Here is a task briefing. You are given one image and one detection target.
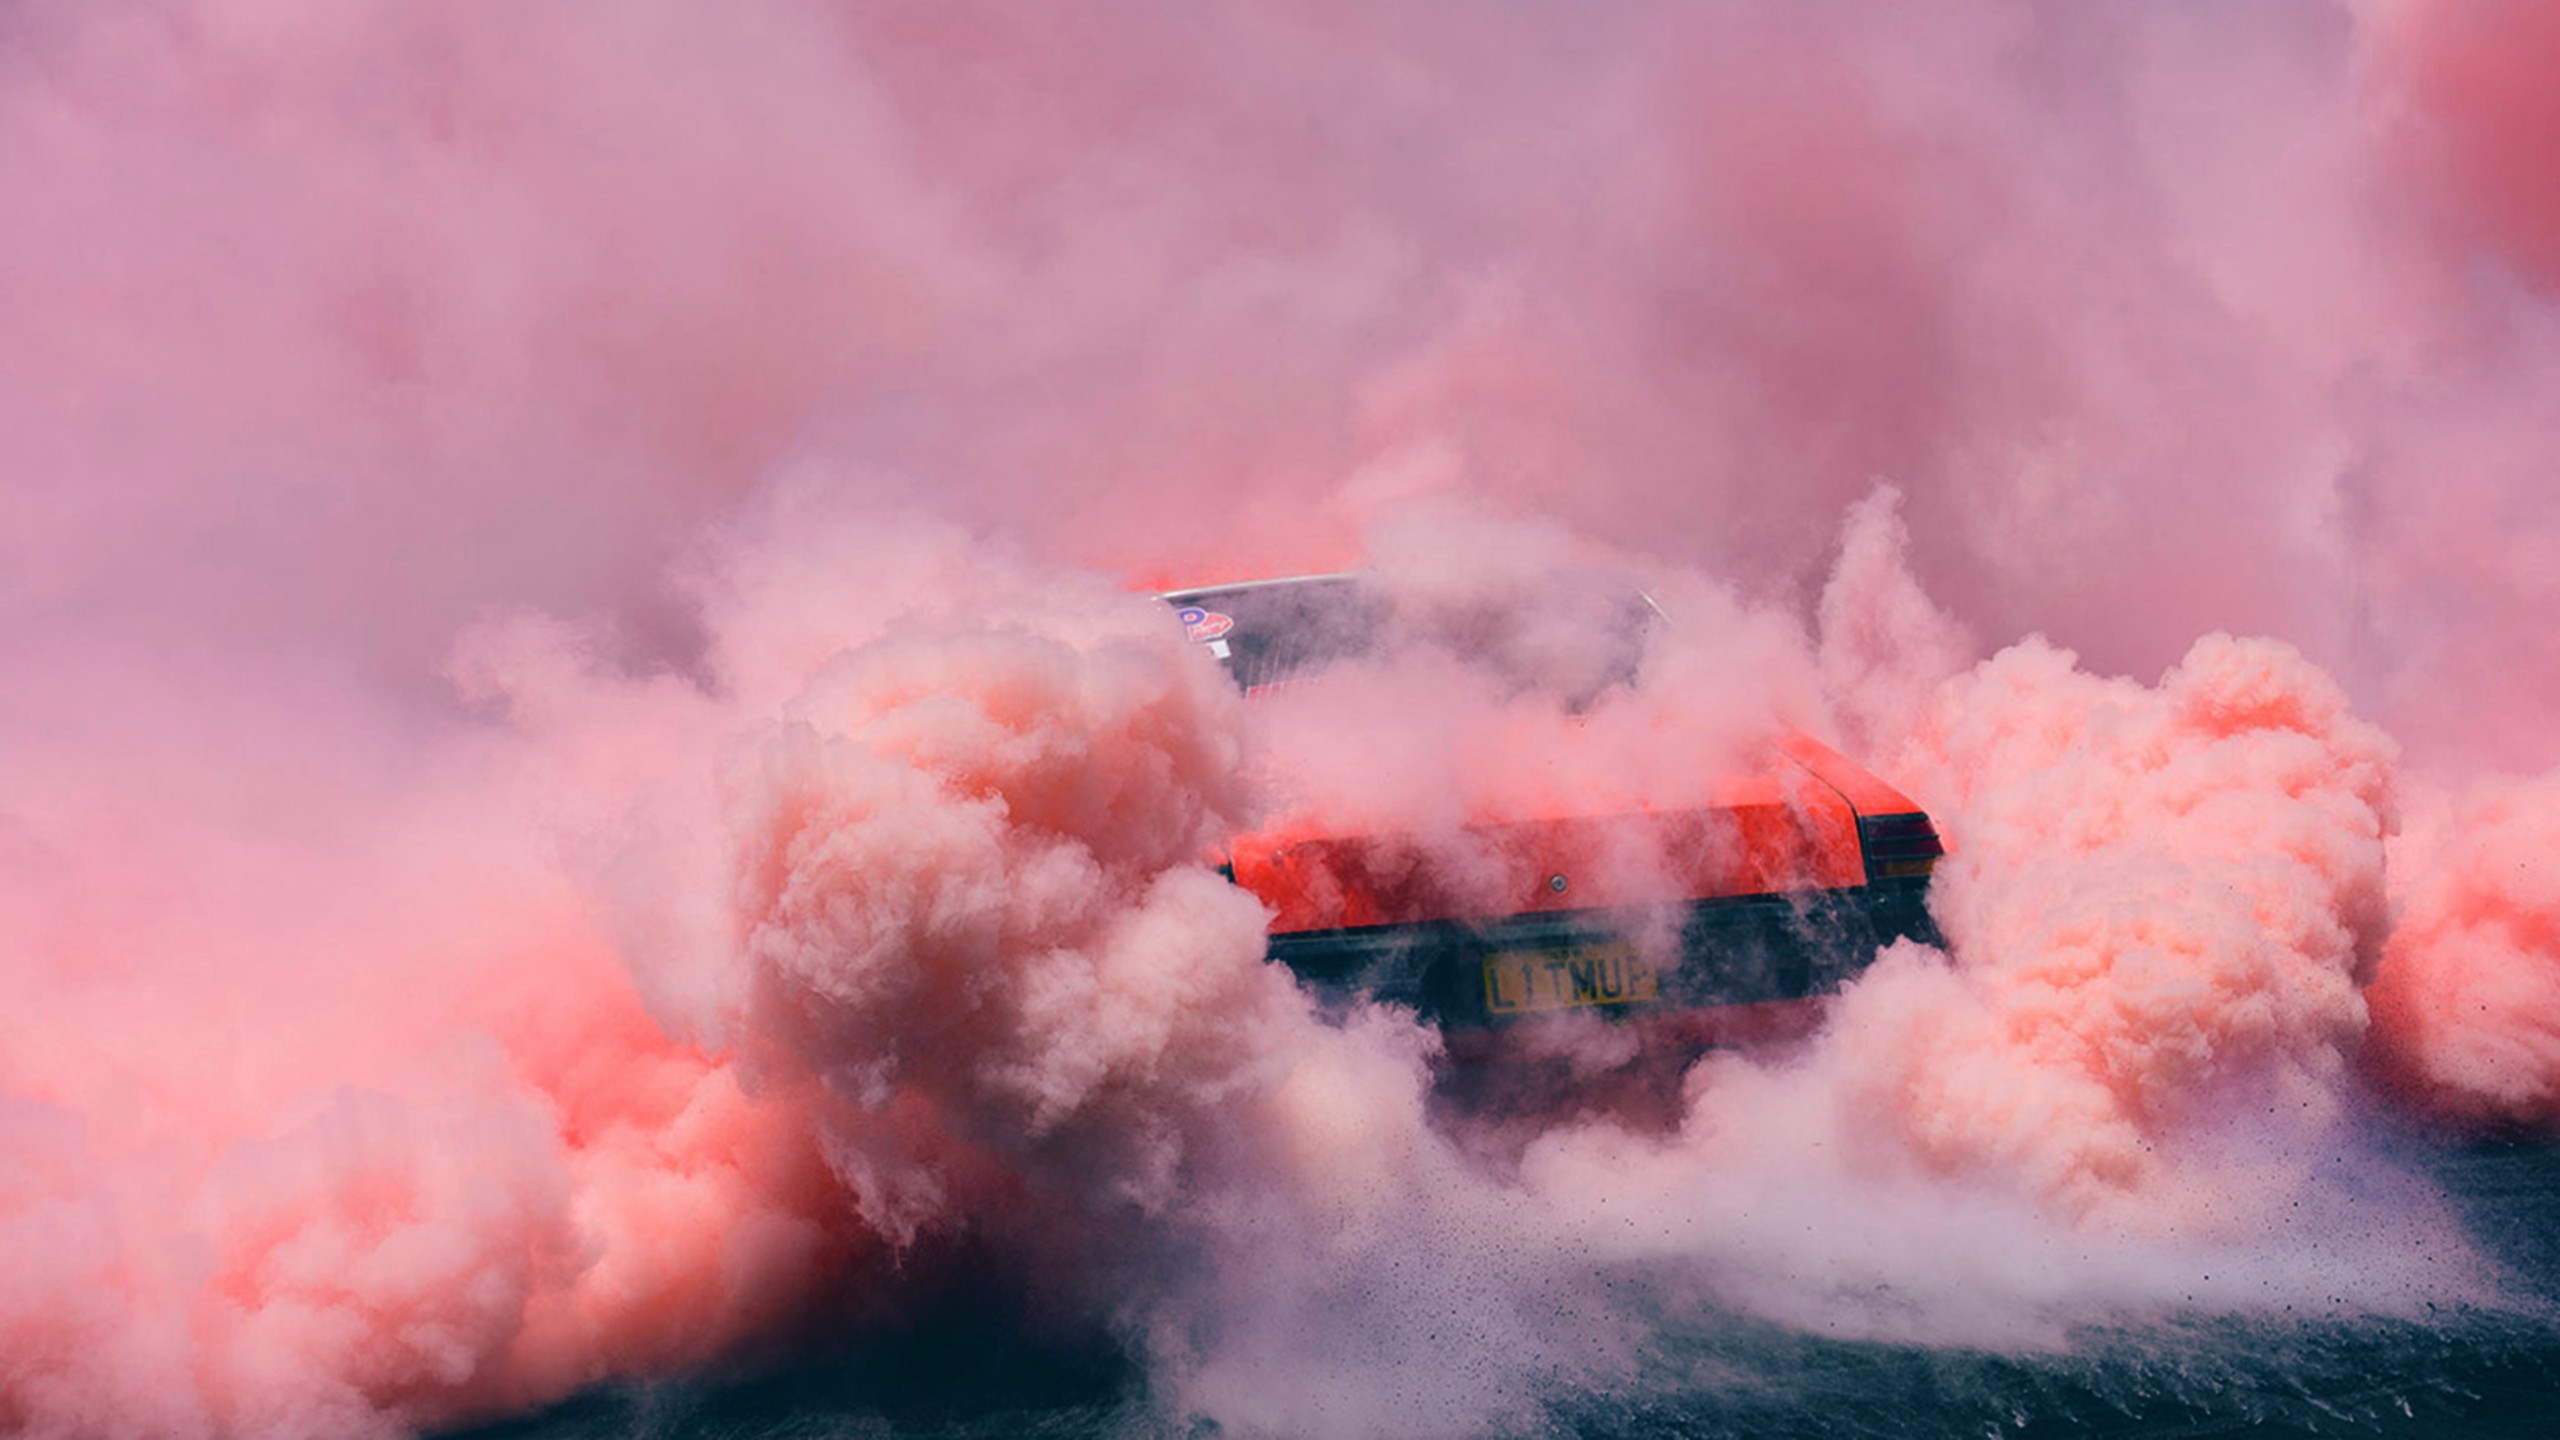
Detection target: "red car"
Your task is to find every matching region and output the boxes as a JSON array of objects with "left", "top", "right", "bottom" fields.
[{"left": 1165, "top": 574, "right": 1943, "bottom": 1062}]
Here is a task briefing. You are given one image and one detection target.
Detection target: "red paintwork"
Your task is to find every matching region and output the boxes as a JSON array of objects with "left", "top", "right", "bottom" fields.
[
  {"left": 1228, "top": 730, "right": 1921, "bottom": 936},
  {"left": 1774, "top": 730, "right": 1927, "bottom": 817}
]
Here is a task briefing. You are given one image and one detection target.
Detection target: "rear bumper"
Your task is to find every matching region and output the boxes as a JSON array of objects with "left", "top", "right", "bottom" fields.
[{"left": 1266, "top": 877, "right": 1938, "bottom": 1035}]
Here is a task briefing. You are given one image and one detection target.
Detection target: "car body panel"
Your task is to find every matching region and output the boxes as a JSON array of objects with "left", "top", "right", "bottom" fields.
[
  {"left": 1229, "top": 772, "right": 1866, "bottom": 933},
  {"left": 1161, "top": 576, "right": 1944, "bottom": 1050}
]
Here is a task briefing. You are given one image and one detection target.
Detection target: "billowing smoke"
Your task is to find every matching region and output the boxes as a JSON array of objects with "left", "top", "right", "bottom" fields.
[{"left": 10, "top": 0, "right": 2560, "bottom": 1436}]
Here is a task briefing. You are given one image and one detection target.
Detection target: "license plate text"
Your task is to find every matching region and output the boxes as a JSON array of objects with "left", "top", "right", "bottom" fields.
[{"left": 1482, "top": 943, "right": 1658, "bottom": 1014}]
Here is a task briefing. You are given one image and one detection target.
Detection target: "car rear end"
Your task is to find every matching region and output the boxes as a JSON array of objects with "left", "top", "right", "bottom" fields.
[{"left": 1164, "top": 574, "right": 1947, "bottom": 1071}]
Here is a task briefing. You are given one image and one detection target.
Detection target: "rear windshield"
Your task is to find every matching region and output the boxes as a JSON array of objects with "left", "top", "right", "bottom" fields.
[
  {"left": 1162, "top": 576, "right": 1384, "bottom": 696},
  {"left": 1161, "top": 573, "right": 1654, "bottom": 704}
]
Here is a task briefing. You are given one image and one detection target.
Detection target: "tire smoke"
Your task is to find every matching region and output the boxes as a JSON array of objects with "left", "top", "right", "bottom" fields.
[{"left": 9, "top": 2, "right": 2560, "bottom": 1436}]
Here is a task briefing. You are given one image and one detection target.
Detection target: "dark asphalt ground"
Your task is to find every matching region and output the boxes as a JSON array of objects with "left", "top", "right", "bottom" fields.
[{"left": 456, "top": 1122, "right": 2560, "bottom": 1440}]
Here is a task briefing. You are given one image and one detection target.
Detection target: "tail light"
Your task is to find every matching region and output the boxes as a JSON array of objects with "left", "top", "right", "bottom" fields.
[{"left": 1857, "top": 812, "right": 1944, "bottom": 882}]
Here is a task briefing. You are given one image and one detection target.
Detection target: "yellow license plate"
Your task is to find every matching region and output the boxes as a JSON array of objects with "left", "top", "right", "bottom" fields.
[{"left": 1482, "top": 942, "right": 1658, "bottom": 1014}]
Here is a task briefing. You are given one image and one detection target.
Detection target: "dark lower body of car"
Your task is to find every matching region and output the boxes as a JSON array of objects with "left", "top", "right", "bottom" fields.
[{"left": 1267, "top": 879, "right": 1939, "bottom": 1119}]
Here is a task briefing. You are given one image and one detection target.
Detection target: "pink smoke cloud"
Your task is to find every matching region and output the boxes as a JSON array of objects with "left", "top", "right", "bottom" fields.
[
  {"left": 1833, "top": 629, "right": 2395, "bottom": 1227},
  {"left": 2377, "top": 0, "right": 2560, "bottom": 288},
  {"left": 13, "top": 0, "right": 2560, "bottom": 1435},
  {"left": 0, "top": 716, "right": 852, "bottom": 1438},
  {"left": 2364, "top": 774, "right": 2560, "bottom": 1126}
]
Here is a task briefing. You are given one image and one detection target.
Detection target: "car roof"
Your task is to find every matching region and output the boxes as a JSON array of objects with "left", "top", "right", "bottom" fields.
[{"left": 1156, "top": 572, "right": 1361, "bottom": 606}]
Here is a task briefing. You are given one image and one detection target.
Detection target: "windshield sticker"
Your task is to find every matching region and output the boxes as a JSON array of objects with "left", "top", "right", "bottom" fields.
[{"left": 1179, "top": 607, "right": 1235, "bottom": 643}]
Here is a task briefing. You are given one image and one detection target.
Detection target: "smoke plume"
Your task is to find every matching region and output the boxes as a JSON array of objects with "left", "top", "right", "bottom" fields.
[{"left": 11, "top": 1, "right": 2560, "bottom": 1436}]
